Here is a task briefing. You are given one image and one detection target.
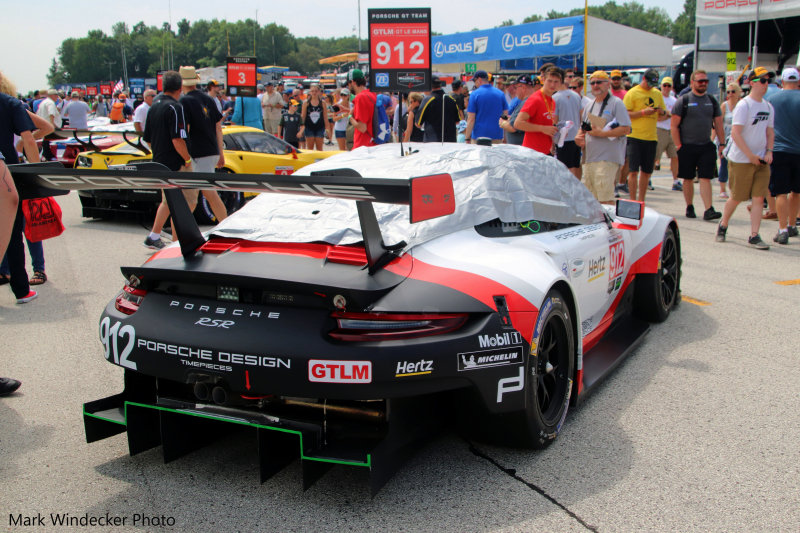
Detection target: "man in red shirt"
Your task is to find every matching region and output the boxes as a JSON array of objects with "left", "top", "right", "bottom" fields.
[
  {"left": 347, "top": 69, "right": 376, "bottom": 149},
  {"left": 514, "top": 66, "right": 562, "bottom": 154}
]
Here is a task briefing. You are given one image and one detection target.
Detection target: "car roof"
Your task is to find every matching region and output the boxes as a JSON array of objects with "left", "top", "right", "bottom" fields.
[{"left": 211, "top": 143, "right": 606, "bottom": 250}]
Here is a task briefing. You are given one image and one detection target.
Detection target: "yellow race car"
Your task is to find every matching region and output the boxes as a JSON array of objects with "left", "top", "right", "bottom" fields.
[{"left": 76, "top": 126, "right": 342, "bottom": 223}]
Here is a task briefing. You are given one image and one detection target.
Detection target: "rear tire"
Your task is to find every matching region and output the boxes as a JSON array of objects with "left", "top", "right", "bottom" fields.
[
  {"left": 633, "top": 226, "right": 680, "bottom": 322},
  {"left": 478, "top": 290, "right": 575, "bottom": 448}
]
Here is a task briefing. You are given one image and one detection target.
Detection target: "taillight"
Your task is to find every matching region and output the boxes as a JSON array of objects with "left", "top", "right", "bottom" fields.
[
  {"left": 329, "top": 312, "right": 467, "bottom": 341},
  {"left": 115, "top": 286, "right": 147, "bottom": 315}
]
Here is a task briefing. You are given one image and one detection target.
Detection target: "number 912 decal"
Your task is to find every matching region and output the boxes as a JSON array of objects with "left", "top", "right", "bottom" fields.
[{"left": 99, "top": 317, "right": 137, "bottom": 370}]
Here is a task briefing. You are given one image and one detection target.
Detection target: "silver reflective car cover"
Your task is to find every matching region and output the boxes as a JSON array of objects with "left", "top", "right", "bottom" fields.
[{"left": 211, "top": 143, "right": 606, "bottom": 249}]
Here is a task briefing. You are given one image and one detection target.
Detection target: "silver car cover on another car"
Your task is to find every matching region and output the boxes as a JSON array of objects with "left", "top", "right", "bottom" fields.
[{"left": 210, "top": 143, "right": 606, "bottom": 250}]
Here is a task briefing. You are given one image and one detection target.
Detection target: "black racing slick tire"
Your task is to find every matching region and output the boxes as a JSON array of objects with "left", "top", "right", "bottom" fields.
[
  {"left": 633, "top": 226, "right": 680, "bottom": 323},
  {"left": 480, "top": 290, "right": 575, "bottom": 449}
]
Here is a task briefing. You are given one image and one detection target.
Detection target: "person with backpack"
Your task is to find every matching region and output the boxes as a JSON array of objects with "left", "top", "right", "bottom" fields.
[
  {"left": 670, "top": 69, "right": 725, "bottom": 221},
  {"left": 346, "top": 69, "right": 376, "bottom": 149}
]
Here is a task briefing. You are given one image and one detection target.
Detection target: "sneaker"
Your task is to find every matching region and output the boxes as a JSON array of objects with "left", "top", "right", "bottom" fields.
[
  {"left": 686, "top": 205, "right": 697, "bottom": 218},
  {"left": 648, "top": 180, "right": 655, "bottom": 191},
  {"left": 716, "top": 224, "right": 727, "bottom": 242},
  {"left": 703, "top": 207, "right": 722, "bottom": 221},
  {"left": 0, "top": 377, "right": 21, "bottom": 396},
  {"left": 16, "top": 290, "right": 37, "bottom": 304},
  {"left": 748, "top": 234, "right": 770, "bottom": 250},
  {"left": 654, "top": 164, "right": 661, "bottom": 171},
  {"left": 774, "top": 231, "right": 789, "bottom": 245},
  {"left": 672, "top": 181, "right": 683, "bottom": 191},
  {"left": 143, "top": 236, "right": 166, "bottom": 250},
  {"left": 617, "top": 183, "right": 629, "bottom": 194},
  {"left": 787, "top": 226, "right": 798, "bottom": 237},
  {"left": 719, "top": 191, "right": 729, "bottom": 199}
]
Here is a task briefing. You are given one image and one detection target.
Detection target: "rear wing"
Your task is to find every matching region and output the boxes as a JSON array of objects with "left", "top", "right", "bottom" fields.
[
  {"left": 45, "top": 128, "right": 149, "bottom": 155},
  {"left": 9, "top": 162, "right": 455, "bottom": 274}
]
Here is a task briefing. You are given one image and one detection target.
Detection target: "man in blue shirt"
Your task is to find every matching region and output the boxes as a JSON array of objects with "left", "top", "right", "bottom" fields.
[
  {"left": 764, "top": 67, "right": 800, "bottom": 243},
  {"left": 464, "top": 71, "right": 507, "bottom": 144}
]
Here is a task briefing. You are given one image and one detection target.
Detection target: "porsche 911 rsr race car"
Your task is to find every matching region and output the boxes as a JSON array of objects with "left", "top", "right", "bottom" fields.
[
  {"left": 74, "top": 126, "right": 341, "bottom": 224},
  {"left": 12, "top": 144, "right": 680, "bottom": 493}
]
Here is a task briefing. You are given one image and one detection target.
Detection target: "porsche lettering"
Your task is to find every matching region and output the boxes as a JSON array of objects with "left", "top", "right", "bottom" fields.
[
  {"left": 38, "top": 175, "right": 377, "bottom": 200},
  {"left": 169, "top": 301, "right": 279, "bottom": 319}
]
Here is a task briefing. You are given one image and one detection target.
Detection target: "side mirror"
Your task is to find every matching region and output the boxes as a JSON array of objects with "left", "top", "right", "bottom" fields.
[{"left": 612, "top": 199, "right": 643, "bottom": 230}]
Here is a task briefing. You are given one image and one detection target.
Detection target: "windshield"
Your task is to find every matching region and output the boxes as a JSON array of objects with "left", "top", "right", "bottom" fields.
[{"left": 236, "top": 131, "right": 292, "bottom": 155}]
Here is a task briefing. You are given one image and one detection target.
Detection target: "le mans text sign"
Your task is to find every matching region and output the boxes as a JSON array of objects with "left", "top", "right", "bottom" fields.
[
  {"left": 368, "top": 8, "right": 431, "bottom": 92},
  {"left": 227, "top": 57, "right": 257, "bottom": 97}
]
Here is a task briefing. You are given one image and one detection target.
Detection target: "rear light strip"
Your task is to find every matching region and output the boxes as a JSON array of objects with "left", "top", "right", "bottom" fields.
[{"left": 329, "top": 312, "right": 467, "bottom": 341}]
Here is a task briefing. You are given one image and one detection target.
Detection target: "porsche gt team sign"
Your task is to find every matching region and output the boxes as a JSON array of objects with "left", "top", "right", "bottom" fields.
[
  {"left": 368, "top": 8, "right": 431, "bottom": 92},
  {"left": 227, "top": 56, "right": 257, "bottom": 97}
]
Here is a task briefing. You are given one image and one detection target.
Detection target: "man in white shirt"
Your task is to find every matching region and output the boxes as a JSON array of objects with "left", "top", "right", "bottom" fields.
[
  {"left": 261, "top": 82, "right": 283, "bottom": 136},
  {"left": 36, "top": 89, "right": 62, "bottom": 128},
  {"left": 716, "top": 67, "right": 775, "bottom": 250},
  {"left": 133, "top": 90, "right": 156, "bottom": 133}
]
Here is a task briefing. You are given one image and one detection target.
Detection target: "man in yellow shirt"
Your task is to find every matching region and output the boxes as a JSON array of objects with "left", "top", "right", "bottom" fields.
[{"left": 623, "top": 69, "right": 667, "bottom": 202}]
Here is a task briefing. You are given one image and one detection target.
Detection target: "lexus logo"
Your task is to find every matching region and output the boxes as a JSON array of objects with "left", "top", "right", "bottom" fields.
[
  {"left": 501, "top": 33, "right": 515, "bottom": 53},
  {"left": 434, "top": 41, "right": 444, "bottom": 58}
]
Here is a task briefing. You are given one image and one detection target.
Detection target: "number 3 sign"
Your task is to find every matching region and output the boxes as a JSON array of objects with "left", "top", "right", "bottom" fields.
[
  {"left": 227, "top": 56, "right": 257, "bottom": 97},
  {"left": 368, "top": 8, "right": 431, "bottom": 92}
]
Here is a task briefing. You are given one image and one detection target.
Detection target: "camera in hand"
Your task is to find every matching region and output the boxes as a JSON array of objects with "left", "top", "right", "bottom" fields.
[{"left": 580, "top": 121, "right": 593, "bottom": 132}]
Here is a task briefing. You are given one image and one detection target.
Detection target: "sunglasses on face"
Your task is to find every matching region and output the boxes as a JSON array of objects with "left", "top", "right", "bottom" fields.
[
  {"left": 611, "top": 77, "right": 621, "bottom": 80},
  {"left": 694, "top": 79, "right": 709, "bottom": 83},
  {"left": 569, "top": 86, "right": 579, "bottom": 89},
  {"left": 726, "top": 90, "right": 737, "bottom": 94},
  {"left": 662, "top": 83, "right": 672, "bottom": 87},
  {"left": 589, "top": 81, "right": 606, "bottom": 85},
  {"left": 752, "top": 78, "right": 769, "bottom": 84}
]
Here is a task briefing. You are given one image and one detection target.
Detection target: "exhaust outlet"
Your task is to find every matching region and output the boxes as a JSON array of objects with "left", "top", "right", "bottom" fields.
[
  {"left": 193, "top": 382, "right": 210, "bottom": 401},
  {"left": 212, "top": 386, "right": 228, "bottom": 406}
]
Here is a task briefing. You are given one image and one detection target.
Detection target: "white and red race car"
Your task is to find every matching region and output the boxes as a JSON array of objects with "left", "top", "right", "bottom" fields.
[{"left": 13, "top": 143, "right": 680, "bottom": 493}]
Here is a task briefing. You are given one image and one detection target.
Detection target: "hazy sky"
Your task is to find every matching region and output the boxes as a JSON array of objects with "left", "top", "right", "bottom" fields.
[{"left": 1, "top": 0, "right": 683, "bottom": 93}]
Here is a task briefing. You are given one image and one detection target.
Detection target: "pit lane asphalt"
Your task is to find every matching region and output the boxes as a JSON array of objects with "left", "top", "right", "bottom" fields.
[{"left": 1, "top": 163, "right": 798, "bottom": 532}]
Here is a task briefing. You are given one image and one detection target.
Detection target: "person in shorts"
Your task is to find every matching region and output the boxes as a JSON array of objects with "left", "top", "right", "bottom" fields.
[
  {"left": 623, "top": 68, "right": 666, "bottom": 202},
  {"left": 716, "top": 67, "right": 775, "bottom": 250},
  {"left": 279, "top": 100, "right": 302, "bottom": 149},
  {"left": 764, "top": 67, "right": 800, "bottom": 244},
  {"left": 575, "top": 71, "right": 632, "bottom": 204},
  {"left": 670, "top": 70, "right": 724, "bottom": 221}
]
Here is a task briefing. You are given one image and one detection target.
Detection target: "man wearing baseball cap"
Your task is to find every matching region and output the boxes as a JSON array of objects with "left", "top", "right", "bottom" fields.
[
  {"left": 623, "top": 68, "right": 666, "bottom": 202},
  {"left": 764, "top": 67, "right": 800, "bottom": 243},
  {"left": 716, "top": 66, "right": 775, "bottom": 249},
  {"left": 499, "top": 75, "right": 536, "bottom": 146},
  {"left": 575, "top": 71, "right": 632, "bottom": 204},
  {"left": 465, "top": 70, "right": 507, "bottom": 144},
  {"left": 609, "top": 70, "right": 627, "bottom": 100}
]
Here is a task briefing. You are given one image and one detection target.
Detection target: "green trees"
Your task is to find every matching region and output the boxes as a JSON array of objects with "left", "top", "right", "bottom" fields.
[{"left": 47, "top": 4, "right": 700, "bottom": 86}]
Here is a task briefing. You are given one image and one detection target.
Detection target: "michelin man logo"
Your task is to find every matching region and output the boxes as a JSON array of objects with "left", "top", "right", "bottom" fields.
[{"left": 375, "top": 73, "right": 390, "bottom": 87}]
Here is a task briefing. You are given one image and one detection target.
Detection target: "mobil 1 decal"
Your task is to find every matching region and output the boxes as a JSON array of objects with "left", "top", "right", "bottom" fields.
[
  {"left": 458, "top": 332, "right": 524, "bottom": 371},
  {"left": 368, "top": 8, "right": 431, "bottom": 92},
  {"left": 607, "top": 232, "right": 625, "bottom": 294}
]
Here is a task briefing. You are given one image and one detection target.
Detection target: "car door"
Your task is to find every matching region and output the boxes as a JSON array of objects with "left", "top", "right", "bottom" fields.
[{"left": 551, "top": 221, "right": 615, "bottom": 338}]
